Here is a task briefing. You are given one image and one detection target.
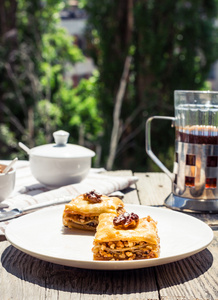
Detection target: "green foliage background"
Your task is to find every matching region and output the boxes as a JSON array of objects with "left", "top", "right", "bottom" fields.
[
  {"left": 0, "top": 0, "right": 103, "bottom": 161},
  {"left": 0, "top": 0, "right": 218, "bottom": 172}
]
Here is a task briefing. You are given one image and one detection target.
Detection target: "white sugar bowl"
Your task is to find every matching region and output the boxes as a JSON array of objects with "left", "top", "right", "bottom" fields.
[{"left": 19, "top": 130, "right": 95, "bottom": 187}]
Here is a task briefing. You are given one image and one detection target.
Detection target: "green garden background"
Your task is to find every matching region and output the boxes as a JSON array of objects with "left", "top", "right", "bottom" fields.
[{"left": 0, "top": 0, "right": 218, "bottom": 172}]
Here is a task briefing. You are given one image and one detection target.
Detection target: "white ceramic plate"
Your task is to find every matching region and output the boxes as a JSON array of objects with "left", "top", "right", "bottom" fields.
[{"left": 5, "top": 204, "right": 213, "bottom": 270}]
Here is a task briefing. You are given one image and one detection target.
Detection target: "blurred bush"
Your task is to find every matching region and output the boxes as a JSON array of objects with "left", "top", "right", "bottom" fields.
[{"left": 0, "top": 0, "right": 103, "bottom": 161}]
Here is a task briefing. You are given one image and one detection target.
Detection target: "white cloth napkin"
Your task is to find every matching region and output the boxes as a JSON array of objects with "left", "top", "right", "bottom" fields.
[{"left": 0, "top": 160, "right": 138, "bottom": 235}]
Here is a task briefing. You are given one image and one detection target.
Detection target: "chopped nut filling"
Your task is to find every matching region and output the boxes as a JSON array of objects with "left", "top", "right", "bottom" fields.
[
  {"left": 65, "top": 213, "right": 98, "bottom": 223},
  {"left": 92, "top": 240, "right": 159, "bottom": 261}
]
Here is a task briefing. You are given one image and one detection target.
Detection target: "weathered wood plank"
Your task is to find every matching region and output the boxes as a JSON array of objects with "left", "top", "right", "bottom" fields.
[
  {"left": 135, "top": 172, "right": 171, "bottom": 206},
  {"left": 0, "top": 243, "right": 46, "bottom": 299},
  {"left": 76, "top": 267, "right": 159, "bottom": 300}
]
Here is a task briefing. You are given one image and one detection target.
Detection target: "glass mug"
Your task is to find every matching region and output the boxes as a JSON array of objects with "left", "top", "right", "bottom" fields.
[{"left": 146, "top": 90, "right": 218, "bottom": 212}]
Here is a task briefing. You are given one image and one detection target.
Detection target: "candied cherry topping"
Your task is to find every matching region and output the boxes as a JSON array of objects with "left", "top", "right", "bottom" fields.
[
  {"left": 84, "top": 190, "right": 102, "bottom": 203},
  {"left": 113, "top": 212, "right": 139, "bottom": 229}
]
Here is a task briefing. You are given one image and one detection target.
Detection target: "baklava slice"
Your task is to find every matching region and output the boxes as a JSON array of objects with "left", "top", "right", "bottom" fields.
[
  {"left": 63, "top": 190, "right": 125, "bottom": 231},
  {"left": 92, "top": 212, "right": 160, "bottom": 260}
]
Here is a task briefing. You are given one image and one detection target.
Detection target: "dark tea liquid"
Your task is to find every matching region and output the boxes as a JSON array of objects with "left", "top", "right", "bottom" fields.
[
  {"left": 176, "top": 125, "right": 218, "bottom": 145},
  {"left": 175, "top": 125, "right": 218, "bottom": 189}
]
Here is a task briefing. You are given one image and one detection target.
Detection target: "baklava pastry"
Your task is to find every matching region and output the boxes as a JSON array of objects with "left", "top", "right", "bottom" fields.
[
  {"left": 63, "top": 190, "right": 125, "bottom": 231},
  {"left": 92, "top": 212, "right": 160, "bottom": 260}
]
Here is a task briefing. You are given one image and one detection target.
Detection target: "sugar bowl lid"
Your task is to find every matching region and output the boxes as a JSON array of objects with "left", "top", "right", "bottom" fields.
[{"left": 30, "top": 130, "right": 95, "bottom": 159}]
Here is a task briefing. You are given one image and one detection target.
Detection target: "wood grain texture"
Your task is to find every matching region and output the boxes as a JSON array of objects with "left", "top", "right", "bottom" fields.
[{"left": 135, "top": 172, "right": 171, "bottom": 206}]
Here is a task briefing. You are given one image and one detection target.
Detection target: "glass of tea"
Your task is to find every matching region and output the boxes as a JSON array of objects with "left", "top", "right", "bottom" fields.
[{"left": 146, "top": 90, "right": 218, "bottom": 213}]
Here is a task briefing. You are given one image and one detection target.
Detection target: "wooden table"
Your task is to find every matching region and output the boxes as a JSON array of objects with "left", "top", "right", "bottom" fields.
[{"left": 0, "top": 171, "right": 217, "bottom": 300}]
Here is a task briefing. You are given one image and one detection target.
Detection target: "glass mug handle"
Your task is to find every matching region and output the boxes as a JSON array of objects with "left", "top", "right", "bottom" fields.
[{"left": 146, "top": 116, "right": 175, "bottom": 182}]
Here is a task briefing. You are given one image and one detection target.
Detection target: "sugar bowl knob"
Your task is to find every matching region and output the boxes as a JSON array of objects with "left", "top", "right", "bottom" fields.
[{"left": 53, "top": 130, "right": 70, "bottom": 146}]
